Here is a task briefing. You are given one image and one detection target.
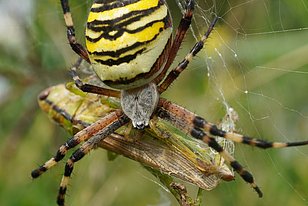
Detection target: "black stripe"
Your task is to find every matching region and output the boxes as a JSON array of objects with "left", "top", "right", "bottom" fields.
[
  {"left": 94, "top": 48, "right": 145, "bottom": 66},
  {"left": 230, "top": 160, "right": 241, "bottom": 171},
  {"left": 58, "top": 187, "right": 66, "bottom": 196},
  {"left": 94, "top": 0, "right": 119, "bottom": 3},
  {"left": 255, "top": 140, "right": 273, "bottom": 149},
  {"left": 88, "top": 41, "right": 145, "bottom": 57},
  {"left": 88, "top": 3, "right": 162, "bottom": 28},
  {"left": 190, "top": 127, "right": 224, "bottom": 153},
  {"left": 64, "top": 162, "right": 74, "bottom": 177},
  {"left": 242, "top": 136, "right": 274, "bottom": 149},
  {"left": 88, "top": 32, "right": 160, "bottom": 58},
  {"left": 193, "top": 116, "right": 207, "bottom": 128},
  {"left": 191, "top": 41, "right": 204, "bottom": 56},
  {"left": 88, "top": 5, "right": 161, "bottom": 27},
  {"left": 190, "top": 127, "right": 205, "bottom": 140},
  {"left": 60, "top": 0, "right": 70, "bottom": 13},
  {"left": 87, "top": 18, "right": 165, "bottom": 43},
  {"left": 40, "top": 88, "right": 90, "bottom": 130},
  {"left": 230, "top": 161, "right": 254, "bottom": 183},
  {"left": 57, "top": 189, "right": 65, "bottom": 205},
  {"left": 209, "top": 125, "right": 226, "bottom": 137},
  {"left": 176, "top": 60, "right": 188, "bottom": 72},
  {"left": 67, "top": 26, "right": 75, "bottom": 36},
  {"left": 31, "top": 167, "right": 47, "bottom": 178},
  {"left": 91, "top": 0, "right": 141, "bottom": 12},
  {"left": 66, "top": 137, "right": 80, "bottom": 148},
  {"left": 87, "top": 7, "right": 165, "bottom": 42},
  {"left": 103, "top": 33, "right": 171, "bottom": 86},
  {"left": 208, "top": 137, "right": 224, "bottom": 153},
  {"left": 54, "top": 150, "right": 66, "bottom": 162},
  {"left": 44, "top": 99, "right": 73, "bottom": 123},
  {"left": 42, "top": 98, "right": 73, "bottom": 123},
  {"left": 71, "top": 149, "right": 86, "bottom": 162},
  {"left": 287, "top": 140, "right": 308, "bottom": 147}
]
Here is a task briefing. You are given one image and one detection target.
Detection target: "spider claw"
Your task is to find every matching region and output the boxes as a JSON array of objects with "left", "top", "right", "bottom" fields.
[
  {"left": 57, "top": 186, "right": 66, "bottom": 206},
  {"left": 252, "top": 183, "right": 263, "bottom": 198},
  {"left": 31, "top": 167, "right": 45, "bottom": 178}
]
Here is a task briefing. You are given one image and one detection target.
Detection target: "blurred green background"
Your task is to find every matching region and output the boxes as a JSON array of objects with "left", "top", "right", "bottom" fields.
[{"left": 1, "top": 0, "right": 308, "bottom": 205}]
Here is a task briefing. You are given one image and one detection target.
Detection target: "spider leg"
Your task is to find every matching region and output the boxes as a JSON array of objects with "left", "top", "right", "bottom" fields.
[
  {"left": 69, "top": 58, "right": 120, "bottom": 97},
  {"left": 158, "top": 16, "right": 218, "bottom": 93},
  {"left": 60, "top": 0, "right": 90, "bottom": 63},
  {"left": 157, "top": 98, "right": 308, "bottom": 197},
  {"left": 156, "top": 99, "right": 262, "bottom": 197},
  {"left": 57, "top": 114, "right": 130, "bottom": 206},
  {"left": 61, "top": 0, "right": 120, "bottom": 97},
  {"left": 154, "top": 0, "right": 195, "bottom": 84},
  {"left": 31, "top": 110, "right": 125, "bottom": 178},
  {"left": 158, "top": 98, "right": 308, "bottom": 149}
]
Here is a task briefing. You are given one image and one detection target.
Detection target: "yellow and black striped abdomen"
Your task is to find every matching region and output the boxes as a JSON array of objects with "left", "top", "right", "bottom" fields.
[{"left": 86, "top": 0, "right": 172, "bottom": 89}]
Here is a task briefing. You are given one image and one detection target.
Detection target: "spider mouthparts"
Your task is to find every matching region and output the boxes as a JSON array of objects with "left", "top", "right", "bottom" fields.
[
  {"left": 133, "top": 121, "right": 148, "bottom": 130},
  {"left": 121, "top": 83, "right": 159, "bottom": 131}
]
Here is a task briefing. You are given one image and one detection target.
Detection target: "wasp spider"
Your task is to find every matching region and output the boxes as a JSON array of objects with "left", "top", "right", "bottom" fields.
[
  {"left": 32, "top": 0, "right": 308, "bottom": 205},
  {"left": 37, "top": 82, "right": 236, "bottom": 205}
]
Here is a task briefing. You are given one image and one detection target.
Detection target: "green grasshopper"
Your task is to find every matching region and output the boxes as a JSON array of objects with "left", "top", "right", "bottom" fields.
[{"left": 37, "top": 82, "right": 234, "bottom": 206}]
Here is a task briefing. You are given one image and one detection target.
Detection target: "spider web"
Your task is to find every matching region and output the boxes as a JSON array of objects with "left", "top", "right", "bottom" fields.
[{"left": 173, "top": 0, "right": 308, "bottom": 204}]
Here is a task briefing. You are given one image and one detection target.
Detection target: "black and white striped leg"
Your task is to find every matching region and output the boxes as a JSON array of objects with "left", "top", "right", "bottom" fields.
[
  {"left": 60, "top": 0, "right": 90, "bottom": 62},
  {"left": 57, "top": 114, "right": 130, "bottom": 206},
  {"left": 31, "top": 110, "right": 125, "bottom": 178},
  {"left": 69, "top": 58, "right": 120, "bottom": 97},
  {"left": 158, "top": 98, "right": 308, "bottom": 149},
  {"left": 158, "top": 16, "right": 218, "bottom": 93},
  {"left": 191, "top": 127, "right": 263, "bottom": 197},
  {"left": 156, "top": 104, "right": 263, "bottom": 197},
  {"left": 157, "top": 98, "right": 308, "bottom": 196}
]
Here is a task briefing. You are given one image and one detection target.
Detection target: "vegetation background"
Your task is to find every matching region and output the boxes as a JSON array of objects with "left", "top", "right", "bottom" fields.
[{"left": 0, "top": 0, "right": 308, "bottom": 205}]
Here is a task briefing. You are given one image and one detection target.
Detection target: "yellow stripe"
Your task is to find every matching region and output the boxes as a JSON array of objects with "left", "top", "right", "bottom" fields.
[
  {"left": 88, "top": 0, "right": 160, "bottom": 22},
  {"left": 60, "top": 176, "right": 70, "bottom": 187},
  {"left": 86, "top": 5, "right": 167, "bottom": 40},
  {"left": 126, "top": 5, "right": 167, "bottom": 30},
  {"left": 86, "top": 21, "right": 164, "bottom": 53},
  {"left": 92, "top": 28, "right": 172, "bottom": 83},
  {"left": 44, "top": 158, "right": 57, "bottom": 169},
  {"left": 63, "top": 13, "right": 73, "bottom": 27}
]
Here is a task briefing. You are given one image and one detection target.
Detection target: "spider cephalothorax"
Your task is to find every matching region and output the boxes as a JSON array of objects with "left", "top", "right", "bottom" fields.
[{"left": 32, "top": 0, "right": 308, "bottom": 205}]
